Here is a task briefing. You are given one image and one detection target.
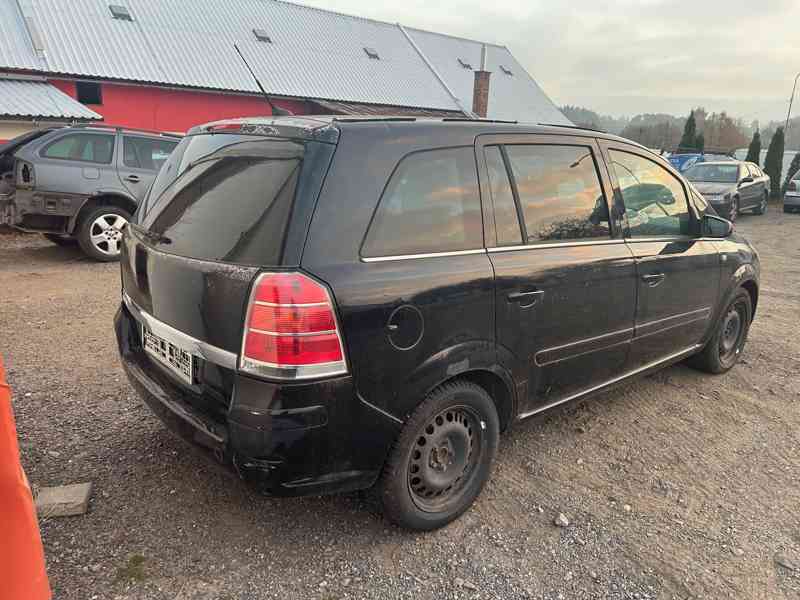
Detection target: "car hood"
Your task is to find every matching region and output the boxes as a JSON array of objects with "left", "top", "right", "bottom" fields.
[{"left": 692, "top": 182, "right": 736, "bottom": 196}]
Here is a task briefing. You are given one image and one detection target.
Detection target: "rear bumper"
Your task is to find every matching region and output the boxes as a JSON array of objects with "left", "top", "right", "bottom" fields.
[{"left": 114, "top": 304, "right": 401, "bottom": 496}]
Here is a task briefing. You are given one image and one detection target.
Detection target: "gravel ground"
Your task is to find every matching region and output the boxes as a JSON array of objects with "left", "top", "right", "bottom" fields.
[{"left": 1, "top": 207, "right": 799, "bottom": 600}]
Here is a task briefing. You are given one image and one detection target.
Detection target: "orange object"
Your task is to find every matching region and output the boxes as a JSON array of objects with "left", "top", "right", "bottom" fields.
[{"left": 0, "top": 355, "right": 52, "bottom": 600}]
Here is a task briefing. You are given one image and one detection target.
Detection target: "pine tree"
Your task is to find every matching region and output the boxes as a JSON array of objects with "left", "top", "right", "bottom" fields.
[
  {"left": 678, "top": 110, "right": 697, "bottom": 152},
  {"left": 763, "top": 127, "right": 785, "bottom": 198},
  {"left": 745, "top": 130, "right": 761, "bottom": 164},
  {"left": 781, "top": 151, "right": 800, "bottom": 195},
  {"left": 695, "top": 133, "right": 705, "bottom": 153}
]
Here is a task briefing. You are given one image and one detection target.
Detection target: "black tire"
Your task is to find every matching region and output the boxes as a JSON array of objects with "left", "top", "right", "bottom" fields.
[
  {"left": 76, "top": 205, "right": 130, "bottom": 262},
  {"left": 42, "top": 233, "right": 78, "bottom": 246},
  {"left": 753, "top": 192, "right": 768, "bottom": 215},
  {"left": 378, "top": 380, "right": 499, "bottom": 531},
  {"left": 687, "top": 289, "right": 752, "bottom": 374}
]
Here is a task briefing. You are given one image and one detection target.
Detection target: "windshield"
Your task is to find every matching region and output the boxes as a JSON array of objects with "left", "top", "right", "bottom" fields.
[{"left": 684, "top": 164, "right": 739, "bottom": 183}]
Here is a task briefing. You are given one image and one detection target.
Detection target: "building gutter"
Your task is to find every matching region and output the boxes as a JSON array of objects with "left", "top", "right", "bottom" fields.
[{"left": 396, "top": 23, "right": 473, "bottom": 118}]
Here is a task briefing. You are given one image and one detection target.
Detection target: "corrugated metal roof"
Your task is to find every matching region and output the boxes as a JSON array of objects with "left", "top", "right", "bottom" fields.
[
  {"left": 310, "top": 99, "right": 461, "bottom": 118},
  {"left": 404, "top": 29, "right": 571, "bottom": 125},
  {"left": 0, "top": 0, "right": 43, "bottom": 71},
  {"left": 0, "top": 79, "right": 102, "bottom": 119},
  {"left": 0, "top": 0, "right": 570, "bottom": 122}
]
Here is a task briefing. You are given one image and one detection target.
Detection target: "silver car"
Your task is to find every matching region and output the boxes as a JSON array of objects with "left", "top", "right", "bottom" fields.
[
  {"left": 784, "top": 170, "right": 800, "bottom": 213},
  {"left": 0, "top": 125, "right": 180, "bottom": 261},
  {"left": 684, "top": 161, "right": 770, "bottom": 221}
]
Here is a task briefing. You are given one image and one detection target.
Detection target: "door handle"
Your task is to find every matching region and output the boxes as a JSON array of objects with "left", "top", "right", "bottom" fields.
[
  {"left": 507, "top": 290, "right": 544, "bottom": 307},
  {"left": 641, "top": 273, "right": 666, "bottom": 287},
  {"left": 124, "top": 175, "right": 140, "bottom": 183}
]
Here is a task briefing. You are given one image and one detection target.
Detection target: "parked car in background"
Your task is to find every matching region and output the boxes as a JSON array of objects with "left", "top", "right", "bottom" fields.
[
  {"left": 785, "top": 170, "right": 800, "bottom": 213},
  {"left": 115, "top": 116, "right": 759, "bottom": 530},
  {"left": 0, "top": 125, "right": 180, "bottom": 261},
  {"left": 668, "top": 151, "right": 735, "bottom": 173},
  {"left": 683, "top": 161, "right": 769, "bottom": 221}
]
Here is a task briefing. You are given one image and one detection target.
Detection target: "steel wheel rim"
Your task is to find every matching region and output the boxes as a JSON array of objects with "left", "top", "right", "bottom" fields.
[
  {"left": 89, "top": 213, "right": 127, "bottom": 256},
  {"left": 407, "top": 406, "right": 483, "bottom": 513},
  {"left": 719, "top": 301, "right": 746, "bottom": 363}
]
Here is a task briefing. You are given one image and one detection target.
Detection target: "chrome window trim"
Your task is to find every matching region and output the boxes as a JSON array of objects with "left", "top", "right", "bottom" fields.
[
  {"left": 487, "top": 238, "right": 624, "bottom": 252},
  {"left": 361, "top": 248, "right": 487, "bottom": 262},
  {"left": 123, "top": 292, "right": 238, "bottom": 370}
]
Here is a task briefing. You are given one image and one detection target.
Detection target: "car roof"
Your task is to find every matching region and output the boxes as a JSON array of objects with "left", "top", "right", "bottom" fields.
[{"left": 191, "top": 114, "right": 647, "bottom": 150}]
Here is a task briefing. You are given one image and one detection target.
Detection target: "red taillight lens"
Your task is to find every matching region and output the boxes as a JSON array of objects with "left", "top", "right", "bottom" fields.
[{"left": 240, "top": 272, "right": 347, "bottom": 379}]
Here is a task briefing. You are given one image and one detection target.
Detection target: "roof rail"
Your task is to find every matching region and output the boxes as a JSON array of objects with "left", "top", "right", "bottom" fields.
[
  {"left": 538, "top": 122, "right": 607, "bottom": 133},
  {"left": 441, "top": 117, "right": 518, "bottom": 124},
  {"left": 71, "top": 123, "right": 183, "bottom": 138}
]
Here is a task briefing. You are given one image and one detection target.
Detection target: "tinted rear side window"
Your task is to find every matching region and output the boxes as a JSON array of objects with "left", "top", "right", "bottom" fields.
[
  {"left": 505, "top": 144, "right": 610, "bottom": 243},
  {"left": 123, "top": 136, "right": 178, "bottom": 171},
  {"left": 362, "top": 147, "right": 483, "bottom": 257},
  {"left": 484, "top": 146, "right": 522, "bottom": 246},
  {"left": 41, "top": 133, "right": 114, "bottom": 164},
  {"left": 138, "top": 136, "right": 304, "bottom": 265}
]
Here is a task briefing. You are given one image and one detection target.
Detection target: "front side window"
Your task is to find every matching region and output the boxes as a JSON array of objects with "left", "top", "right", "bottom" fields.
[
  {"left": 362, "top": 147, "right": 483, "bottom": 257},
  {"left": 504, "top": 144, "right": 610, "bottom": 243},
  {"left": 41, "top": 133, "right": 114, "bottom": 164},
  {"left": 123, "top": 136, "right": 179, "bottom": 171},
  {"left": 609, "top": 150, "right": 691, "bottom": 238}
]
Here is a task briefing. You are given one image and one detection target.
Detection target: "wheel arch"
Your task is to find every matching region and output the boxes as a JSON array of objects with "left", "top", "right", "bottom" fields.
[
  {"left": 741, "top": 279, "right": 759, "bottom": 318},
  {"left": 69, "top": 193, "right": 137, "bottom": 232},
  {"left": 394, "top": 341, "right": 517, "bottom": 433}
]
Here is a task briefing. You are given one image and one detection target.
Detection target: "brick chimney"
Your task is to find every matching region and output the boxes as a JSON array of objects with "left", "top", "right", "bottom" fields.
[{"left": 472, "top": 45, "right": 491, "bottom": 118}]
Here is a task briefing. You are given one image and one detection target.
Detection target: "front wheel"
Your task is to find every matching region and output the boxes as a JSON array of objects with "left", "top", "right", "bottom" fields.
[
  {"left": 378, "top": 380, "right": 499, "bottom": 531},
  {"left": 76, "top": 206, "right": 130, "bottom": 262},
  {"left": 687, "top": 289, "right": 752, "bottom": 374}
]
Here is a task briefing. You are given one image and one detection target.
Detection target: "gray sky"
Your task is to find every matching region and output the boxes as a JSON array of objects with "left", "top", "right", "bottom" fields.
[{"left": 301, "top": 0, "right": 798, "bottom": 124}]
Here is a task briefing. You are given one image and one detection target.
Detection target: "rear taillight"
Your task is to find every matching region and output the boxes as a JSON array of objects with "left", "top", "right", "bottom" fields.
[
  {"left": 239, "top": 272, "right": 347, "bottom": 380},
  {"left": 16, "top": 160, "right": 34, "bottom": 188}
]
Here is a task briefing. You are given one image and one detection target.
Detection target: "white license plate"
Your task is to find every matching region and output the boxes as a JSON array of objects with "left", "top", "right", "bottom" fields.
[{"left": 142, "top": 324, "right": 195, "bottom": 385}]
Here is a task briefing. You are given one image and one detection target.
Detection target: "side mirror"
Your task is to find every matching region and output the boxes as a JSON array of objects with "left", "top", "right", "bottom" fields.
[
  {"left": 703, "top": 214, "right": 733, "bottom": 238},
  {"left": 739, "top": 176, "right": 754, "bottom": 186}
]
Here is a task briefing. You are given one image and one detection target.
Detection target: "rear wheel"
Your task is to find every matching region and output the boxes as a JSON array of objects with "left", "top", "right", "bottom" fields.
[
  {"left": 754, "top": 192, "right": 768, "bottom": 215},
  {"left": 42, "top": 233, "right": 77, "bottom": 247},
  {"left": 379, "top": 380, "right": 499, "bottom": 530},
  {"left": 687, "top": 289, "right": 752, "bottom": 374},
  {"left": 76, "top": 206, "right": 130, "bottom": 262}
]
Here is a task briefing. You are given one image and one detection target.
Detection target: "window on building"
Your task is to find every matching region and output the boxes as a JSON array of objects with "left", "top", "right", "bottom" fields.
[
  {"left": 109, "top": 5, "right": 133, "bottom": 21},
  {"left": 484, "top": 146, "right": 522, "bottom": 246},
  {"left": 123, "top": 136, "right": 179, "bottom": 171},
  {"left": 362, "top": 147, "right": 483, "bottom": 257},
  {"left": 504, "top": 144, "right": 611, "bottom": 243},
  {"left": 41, "top": 133, "right": 114, "bottom": 164},
  {"left": 76, "top": 81, "right": 102, "bottom": 105},
  {"left": 609, "top": 149, "right": 691, "bottom": 238}
]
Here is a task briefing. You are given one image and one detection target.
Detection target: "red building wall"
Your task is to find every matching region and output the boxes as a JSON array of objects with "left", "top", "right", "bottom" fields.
[{"left": 50, "top": 79, "right": 310, "bottom": 133}]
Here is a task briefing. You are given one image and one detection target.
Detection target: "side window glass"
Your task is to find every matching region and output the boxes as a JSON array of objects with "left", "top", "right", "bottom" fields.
[
  {"left": 42, "top": 133, "right": 114, "bottom": 164},
  {"left": 124, "top": 136, "right": 178, "bottom": 171},
  {"left": 484, "top": 146, "right": 522, "bottom": 246},
  {"left": 362, "top": 147, "right": 483, "bottom": 257},
  {"left": 609, "top": 150, "right": 691, "bottom": 238},
  {"left": 741, "top": 164, "right": 752, "bottom": 179},
  {"left": 504, "top": 144, "right": 610, "bottom": 243}
]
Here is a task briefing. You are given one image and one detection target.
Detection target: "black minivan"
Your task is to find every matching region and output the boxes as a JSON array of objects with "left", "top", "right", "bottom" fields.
[{"left": 115, "top": 116, "right": 759, "bottom": 530}]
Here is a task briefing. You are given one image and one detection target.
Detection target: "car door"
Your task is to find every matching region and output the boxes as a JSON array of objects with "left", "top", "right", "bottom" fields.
[
  {"left": 478, "top": 135, "right": 638, "bottom": 416},
  {"left": 749, "top": 163, "right": 768, "bottom": 201},
  {"left": 36, "top": 131, "right": 116, "bottom": 194},
  {"left": 118, "top": 135, "right": 179, "bottom": 203},
  {"left": 738, "top": 163, "right": 758, "bottom": 210},
  {"left": 600, "top": 142, "right": 721, "bottom": 368}
]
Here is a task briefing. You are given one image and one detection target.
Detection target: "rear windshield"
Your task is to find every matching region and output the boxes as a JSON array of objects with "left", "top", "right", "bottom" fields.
[
  {"left": 684, "top": 163, "right": 739, "bottom": 183},
  {"left": 137, "top": 134, "right": 306, "bottom": 265}
]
